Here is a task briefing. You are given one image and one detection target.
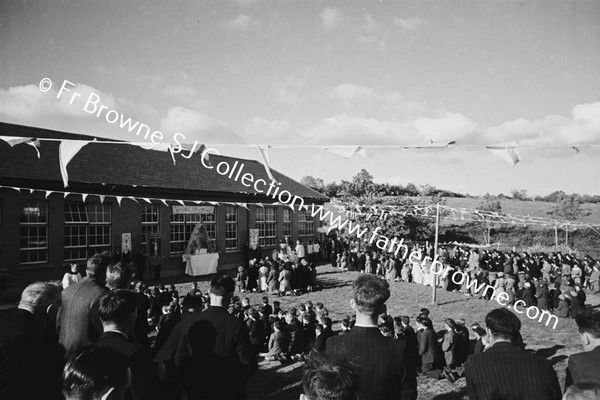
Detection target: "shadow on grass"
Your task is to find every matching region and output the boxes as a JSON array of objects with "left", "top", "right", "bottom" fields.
[
  {"left": 549, "top": 354, "right": 568, "bottom": 366},
  {"left": 534, "top": 344, "right": 565, "bottom": 359}
]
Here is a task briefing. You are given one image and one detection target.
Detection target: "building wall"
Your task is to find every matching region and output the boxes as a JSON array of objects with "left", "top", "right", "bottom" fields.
[{"left": 0, "top": 188, "right": 320, "bottom": 288}]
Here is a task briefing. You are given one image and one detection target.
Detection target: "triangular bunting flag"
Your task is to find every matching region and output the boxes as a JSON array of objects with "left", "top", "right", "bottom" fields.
[
  {"left": 193, "top": 201, "right": 203, "bottom": 205},
  {"left": 26, "top": 140, "right": 41, "bottom": 158},
  {"left": 45, "top": 190, "right": 53, "bottom": 198},
  {"left": 356, "top": 146, "right": 375, "bottom": 165},
  {"left": 10, "top": 187, "right": 20, "bottom": 192},
  {"left": 142, "top": 198, "right": 151, "bottom": 204},
  {"left": 59, "top": 140, "right": 90, "bottom": 187},
  {"left": 99, "top": 195, "right": 105, "bottom": 203},
  {"left": 161, "top": 199, "right": 169, "bottom": 207},
  {"left": 238, "top": 203, "right": 249, "bottom": 209},
  {"left": 116, "top": 196, "right": 123, "bottom": 206},
  {"left": 64, "top": 192, "right": 71, "bottom": 198},
  {"left": 0, "top": 136, "right": 36, "bottom": 147},
  {"left": 256, "top": 145, "right": 275, "bottom": 181},
  {"left": 486, "top": 143, "right": 521, "bottom": 166},
  {"left": 29, "top": 189, "right": 35, "bottom": 194},
  {"left": 128, "top": 196, "right": 139, "bottom": 203},
  {"left": 177, "top": 200, "right": 185, "bottom": 206},
  {"left": 82, "top": 193, "right": 88, "bottom": 202},
  {"left": 323, "top": 145, "right": 360, "bottom": 159}
]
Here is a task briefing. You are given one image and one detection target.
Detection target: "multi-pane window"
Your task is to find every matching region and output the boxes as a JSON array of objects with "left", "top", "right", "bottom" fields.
[
  {"left": 225, "top": 206, "right": 238, "bottom": 250},
  {"left": 20, "top": 200, "right": 48, "bottom": 264},
  {"left": 169, "top": 208, "right": 216, "bottom": 253},
  {"left": 298, "top": 208, "right": 315, "bottom": 241},
  {"left": 141, "top": 204, "right": 160, "bottom": 248},
  {"left": 64, "top": 203, "right": 111, "bottom": 261},
  {"left": 255, "top": 207, "right": 277, "bottom": 247},
  {"left": 282, "top": 208, "right": 291, "bottom": 238}
]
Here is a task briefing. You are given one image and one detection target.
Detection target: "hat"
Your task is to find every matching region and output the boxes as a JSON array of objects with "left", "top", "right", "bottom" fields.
[
  {"left": 497, "top": 272, "right": 504, "bottom": 277},
  {"left": 524, "top": 282, "right": 531, "bottom": 288}
]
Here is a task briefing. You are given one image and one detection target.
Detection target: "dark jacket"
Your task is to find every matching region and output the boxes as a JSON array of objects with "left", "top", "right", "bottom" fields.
[
  {"left": 465, "top": 341, "right": 561, "bottom": 400},
  {"left": 58, "top": 277, "right": 107, "bottom": 354},
  {"left": 418, "top": 327, "right": 438, "bottom": 365},
  {"left": 0, "top": 309, "right": 64, "bottom": 400},
  {"left": 175, "top": 306, "right": 258, "bottom": 400},
  {"left": 96, "top": 331, "right": 162, "bottom": 400},
  {"left": 325, "top": 326, "right": 417, "bottom": 400},
  {"left": 565, "top": 346, "right": 600, "bottom": 388}
]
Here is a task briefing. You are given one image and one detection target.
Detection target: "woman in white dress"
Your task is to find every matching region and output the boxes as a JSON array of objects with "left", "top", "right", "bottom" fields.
[
  {"left": 62, "top": 263, "right": 82, "bottom": 289},
  {"left": 259, "top": 263, "right": 269, "bottom": 292}
]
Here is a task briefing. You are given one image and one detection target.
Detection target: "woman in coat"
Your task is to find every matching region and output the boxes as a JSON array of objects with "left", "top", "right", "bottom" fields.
[
  {"left": 590, "top": 265, "right": 600, "bottom": 292},
  {"left": 278, "top": 266, "right": 292, "bottom": 295},
  {"left": 267, "top": 266, "right": 279, "bottom": 294},
  {"left": 441, "top": 319, "right": 458, "bottom": 370},
  {"left": 536, "top": 283, "right": 549, "bottom": 310},
  {"left": 554, "top": 294, "right": 570, "bottom": 318},
  {"left": 523, "top": 282, "right": 535, "bottom": 307}
]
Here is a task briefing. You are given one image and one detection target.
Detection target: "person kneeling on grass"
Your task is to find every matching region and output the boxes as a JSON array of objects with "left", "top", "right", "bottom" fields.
[{"left": 261, "top": 320, "right": 288, "bottom": 361}]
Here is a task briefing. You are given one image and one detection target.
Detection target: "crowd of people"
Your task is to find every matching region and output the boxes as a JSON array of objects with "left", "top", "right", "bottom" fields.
[
  {"left": 322, "top": 236, "right": 600, "bottom": 320},
  {"left": 2, "top": 238, "right": 600, "bottom": 400}
]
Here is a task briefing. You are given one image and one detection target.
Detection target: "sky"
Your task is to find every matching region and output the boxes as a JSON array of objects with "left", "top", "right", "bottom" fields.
[{"left": 1, "top": 0, "right": 599, "bottom": 196}]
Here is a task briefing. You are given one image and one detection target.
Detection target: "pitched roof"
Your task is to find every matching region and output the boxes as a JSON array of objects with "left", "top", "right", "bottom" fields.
[{"left": 0, "top": 122, "right": 328, "bottom": 204}]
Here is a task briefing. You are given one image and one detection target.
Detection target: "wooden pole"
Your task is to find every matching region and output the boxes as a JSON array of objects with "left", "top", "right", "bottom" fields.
[
  {"left": 432, "top": 203, "right": 440, "bottom": 305},
  {"left": 555, "top": 226, "right": 559, "bottom": 247},
  {"left": 565, "top": 227, "right": 569, "bottom": 247}
]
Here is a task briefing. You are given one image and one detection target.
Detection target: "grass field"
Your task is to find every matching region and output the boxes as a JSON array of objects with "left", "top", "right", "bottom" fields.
[{"left": 176, "top": 264, "right": 599, "bottom": 400}]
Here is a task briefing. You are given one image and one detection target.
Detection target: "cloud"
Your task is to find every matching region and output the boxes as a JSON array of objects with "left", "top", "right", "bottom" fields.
[
  {"left": 220, "top": 14, "right": 258, "bottom": 31},
  {"left": 0, "top": 83, "right": 117, "bottom": 121},
  {"left": 159, "top": 106, "right": 244, "bottom": 144},
  {"left": 486, "top": 102, "right": 600, "bottom": 146},
  {"left": 302, "top": 114, "right": 415, "bottom": 145},
  {"left": 393, "top": 16, "right": 425, "bottom": 30},
  {"left": 414, "top": 111, "right": 479, "bottom": 142},
  {"left": 327, "top": 83, "right": 375, "bottom": 105},
  {"left": 320, "top": 8, "right": 343, "bottom": 32},
  {"left": 244, "top": 117, "right": 298, "bottom": 144},
  {"left": 272, "top": 76, "right": 304, "bottom": 105}
]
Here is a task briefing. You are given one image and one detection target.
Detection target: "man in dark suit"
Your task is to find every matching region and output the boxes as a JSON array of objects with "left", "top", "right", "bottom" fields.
[
  {"left": 175, "top": 275, "right": 257, "bottom": 399},
  {"left": 58, "top": 254, "right": 110, "bottom": 354},
  {"left": 465, "top": 307, "right": 561, "bottom": 400},
  {"left": 325, "top": 275, "right": 417, "bottom": 400},
  {"left": 0, "top": 281, "right": 64, "bottom": 400},
  {"left": 565, "top": 310, "right": 600, "bottom": 387},
  {"left": 96, "top": 289, "right": 162, "bottom": 400}
]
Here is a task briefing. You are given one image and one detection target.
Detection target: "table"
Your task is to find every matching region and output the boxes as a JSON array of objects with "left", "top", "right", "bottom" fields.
[{"left": 184, "top": 253, "right": 220, "bottom": 276}]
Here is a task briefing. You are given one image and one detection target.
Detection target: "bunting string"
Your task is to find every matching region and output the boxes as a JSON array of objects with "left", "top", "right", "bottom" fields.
[
  {"left": 0, "top": 185, "right": 277, "bottom": 210},
  {"left": 331, "top": 201, "right": 600, "bottom": 230}
]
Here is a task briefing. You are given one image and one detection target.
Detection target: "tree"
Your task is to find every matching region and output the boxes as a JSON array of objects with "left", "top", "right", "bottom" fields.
[
  {"left": 551, "top": 194, "right": 584, "bottom": 220},
  {"left": 350, "top": 169, "right": 374, "bottom": 197},
  {"left": 478, "top": 193, "right": 502, "bottom": 245},
  {"left": 300, "top": 176, "right": 325, "bottom": 192},
  {"left": 510, "top": 189, "right": 529, "bottom": 201},
  {"left": 419, "top": 184, "right": 437, "bottom": 197},
  {"left": 404, "top": 183, "right": 419, "bottom": 196}
]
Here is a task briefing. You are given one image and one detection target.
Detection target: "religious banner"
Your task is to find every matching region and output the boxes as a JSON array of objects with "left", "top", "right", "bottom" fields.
[
  {"left": 121, "top": 233, "right": 132, "bottom": 253},
  {"left": 249, "top": 228, "right": 260, "bottom": 250}
]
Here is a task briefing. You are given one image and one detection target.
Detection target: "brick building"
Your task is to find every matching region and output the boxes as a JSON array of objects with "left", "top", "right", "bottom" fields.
[{"left": 0, "top": 122, "right": 328, "bottom": 288}]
